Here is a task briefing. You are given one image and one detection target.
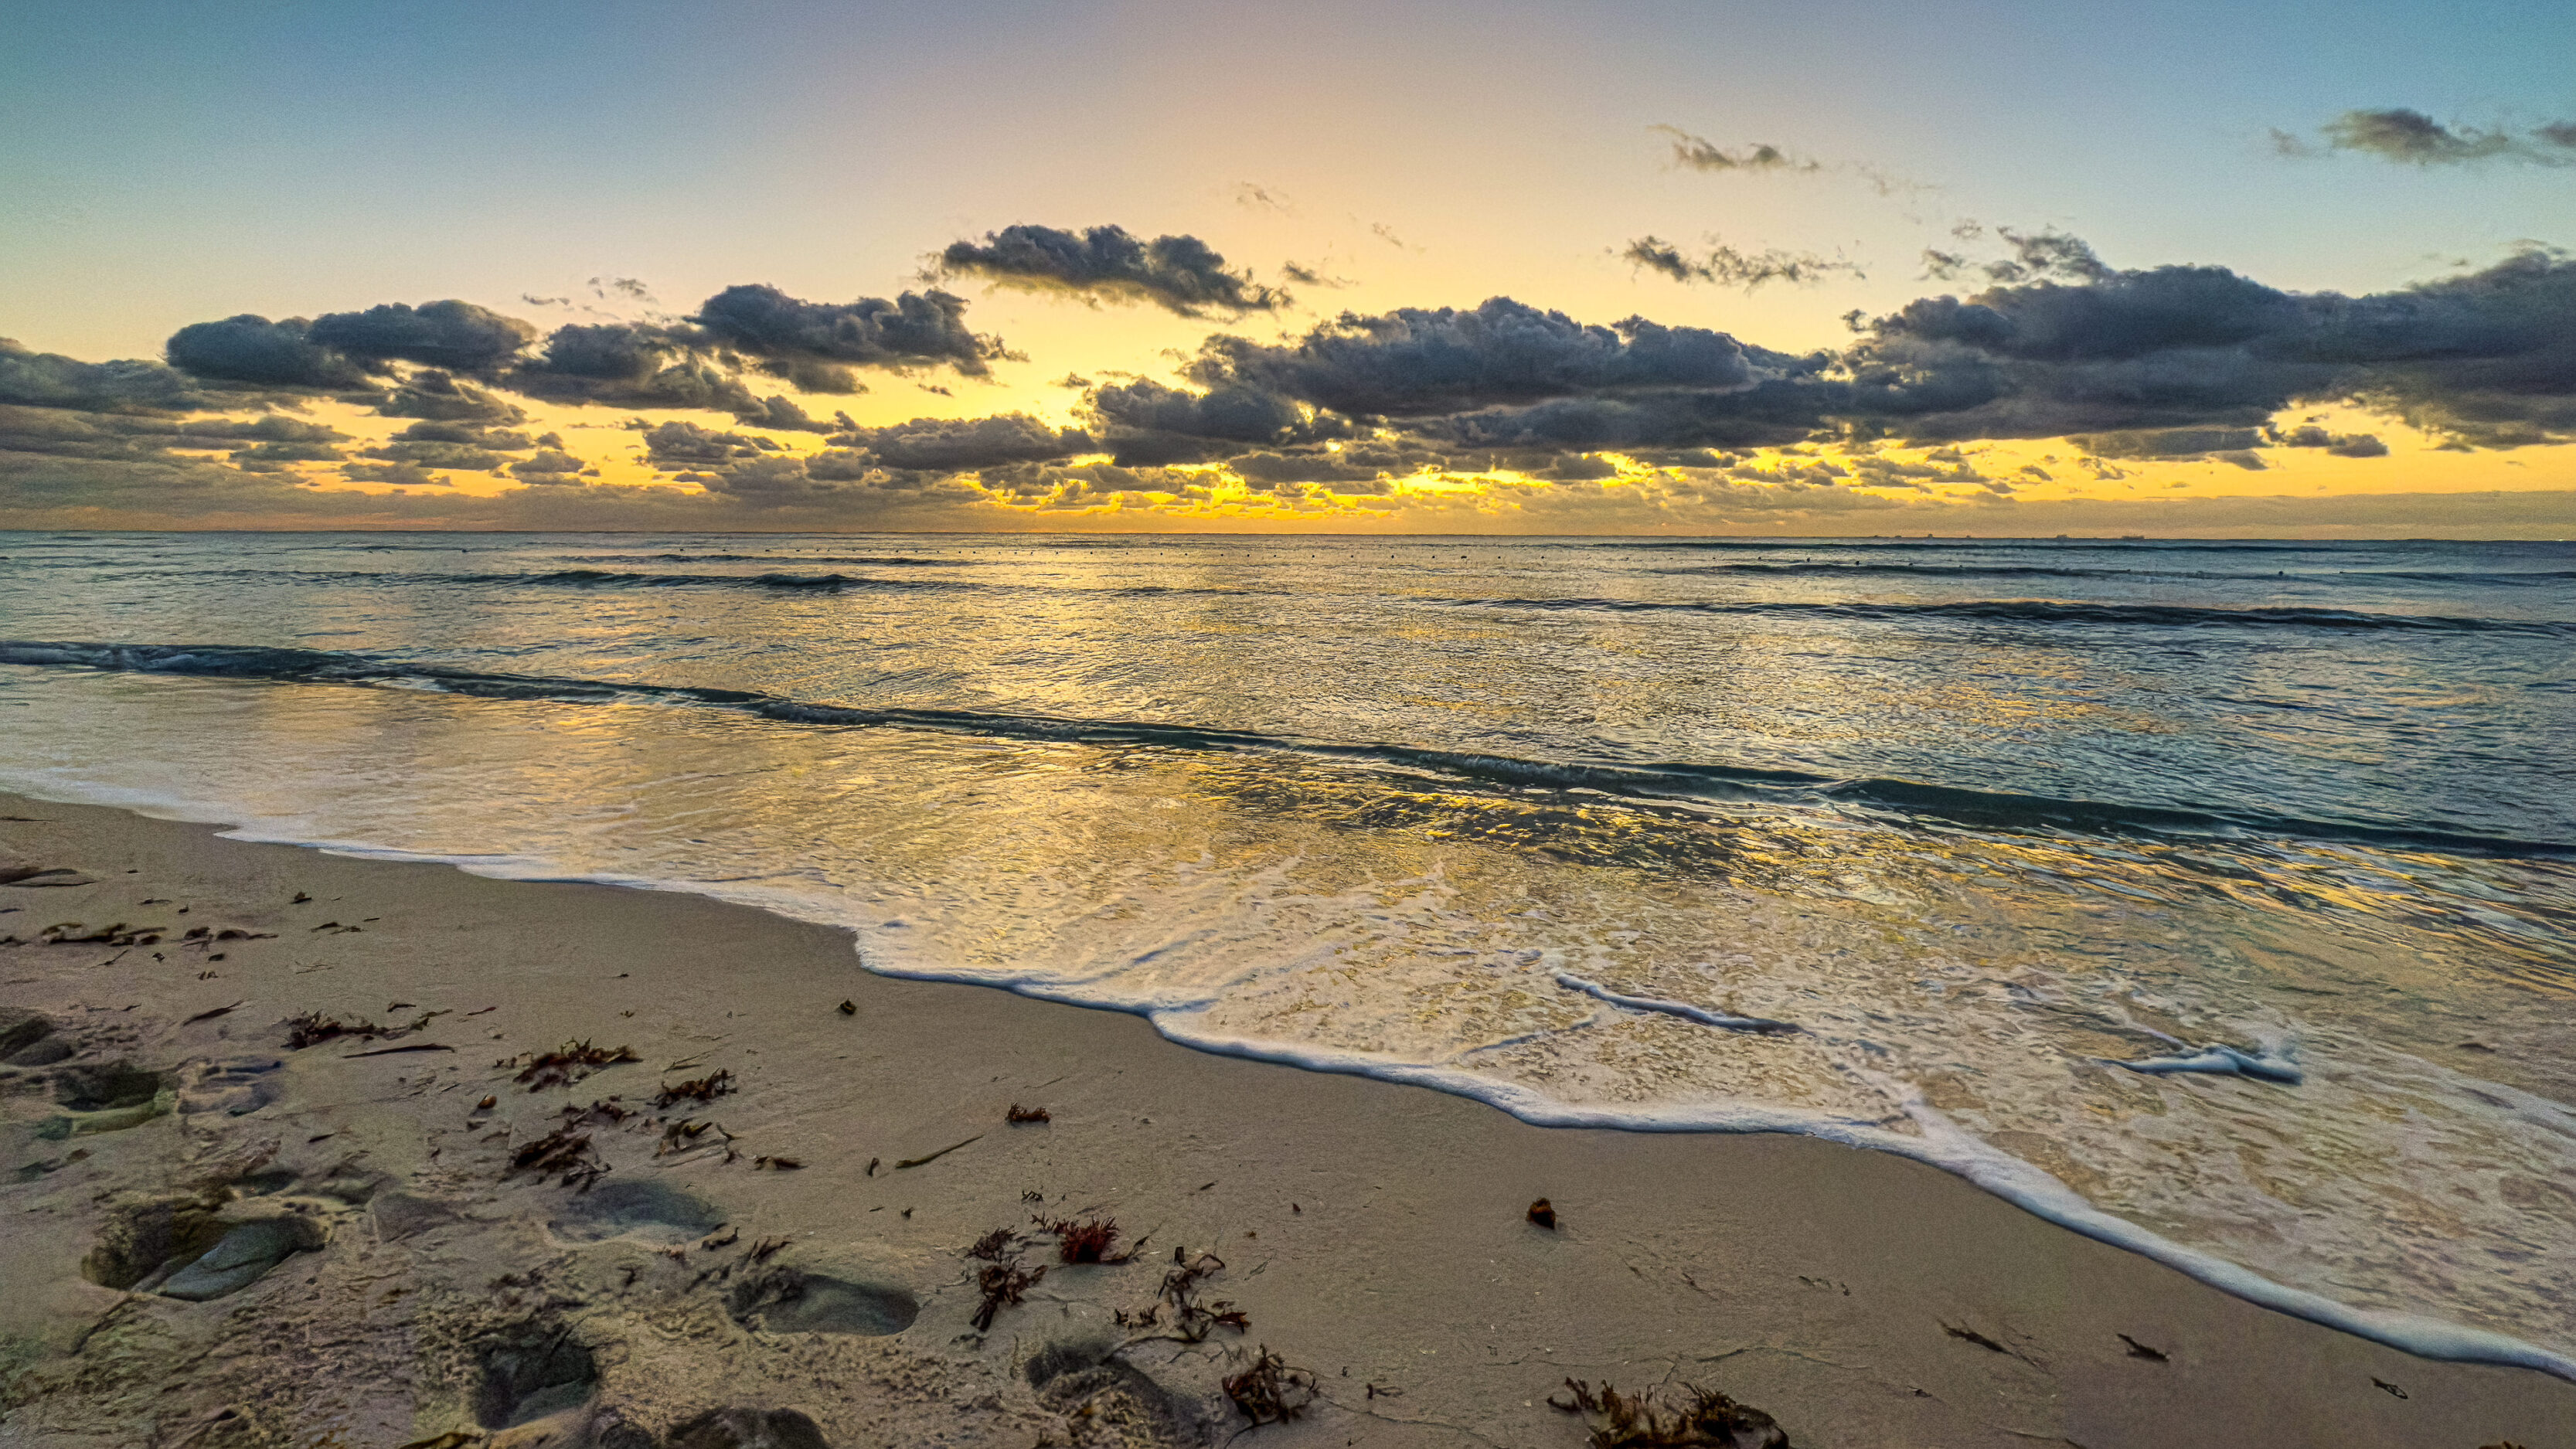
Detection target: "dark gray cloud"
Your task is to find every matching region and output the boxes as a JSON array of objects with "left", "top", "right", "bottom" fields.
[
  {"left": 1, "top": 339, "right": 208, "bottom": 413},
  {"left": 1625, "top": 236, "right": 1863, "bottom": 289},
  {"left": 306, "top": 301, "right": 537, "bottom": 372},
  {"left": 1183, "top": 298, "right": 1761, "bottom": 418},
  {"left": 164, "top": 315, "right": 372, "bottom": 389},
  {"left": 933, "top": 224, "right": 1287, "bottom": 318},
  {"left": 639, "top": 420, "right": 781, "bottom": 466},
  {"left": 1650, "top": 126, "right": 1819, "bottom": 174},
  {"left": 376, "top": 370, "right": 529, "bottom": 425},
  {"left": 1921, "top": 225, "right": 2112, "bottom": 286},
  {"left": 692, "top": 284, "right": 1008, "bottom": 384},
  {"left": 2277, "top": 109, "right": 2576, "bottom": 167},
  {"left": 825, "top": 412, "right": 1091, "bottom": 471}
]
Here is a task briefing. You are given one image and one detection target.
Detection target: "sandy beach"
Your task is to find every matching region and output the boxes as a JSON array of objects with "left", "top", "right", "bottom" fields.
[{"left": 1, "top": 791, "right": 2568, "bottom": 1449}]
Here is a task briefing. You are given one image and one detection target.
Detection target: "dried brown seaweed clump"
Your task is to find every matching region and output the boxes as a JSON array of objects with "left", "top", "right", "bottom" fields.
[
  {"left": 1548, "top": 1379, "right": 1789, "bottom": 1449},
  {"left": 1222, "top": 1347, "right": 1317, "bottom": 1427},
  {"left": 510, "top": 1040, "right": 640, "bottom": 1091},
  {"left": 284, "top": 1012, "right": 396, "bottom": 1049},
  {"left": 1030, "top": 1213, "right": 1133, "bottom": 1264}
]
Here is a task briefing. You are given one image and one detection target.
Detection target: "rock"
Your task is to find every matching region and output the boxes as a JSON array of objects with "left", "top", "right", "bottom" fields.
[
  {"left": 665, "top": 1407, "right": 831, "bottom": 1449},
  {"left": 0, "top": 1007, "right": 53, "bottom": 1058}
]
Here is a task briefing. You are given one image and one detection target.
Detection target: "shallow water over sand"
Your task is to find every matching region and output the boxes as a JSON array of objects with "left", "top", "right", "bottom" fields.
[{"left": 3, "top": 530, "right": 2571, "bottom": 1362}]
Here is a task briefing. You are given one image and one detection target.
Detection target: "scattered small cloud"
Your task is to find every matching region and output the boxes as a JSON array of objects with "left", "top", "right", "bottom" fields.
[
  {"left": 2274, "top": 108, "right": 2576, "bottom": 167},
  {"left": 931, "top": 223, "right": 1287, "bottom": 317},
  {"left": 1650, "top": 124, "right": 1820, "bottom": 175},
  {"left": 1625, "top": 235, "right": 1863, "bottom": 289}
]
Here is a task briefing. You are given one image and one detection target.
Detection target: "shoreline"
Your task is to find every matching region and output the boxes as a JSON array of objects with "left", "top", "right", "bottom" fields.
[{"left": 3, "top": 790, "right": 2571, "bottom": 1447}]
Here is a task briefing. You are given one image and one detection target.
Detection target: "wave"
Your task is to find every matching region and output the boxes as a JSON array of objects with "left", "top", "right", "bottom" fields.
[
  {"left": 1659, "top": 562, "right": 2576, "bottom": 587},
  {"left": 6, "top": 638, "right": 2567, "bottom": 859},
  {"left": 550, "top": 553, "right": 979, "bottom": 566},
  {"left": 1454, "top": 596, "right": 2574, "bottom": 635}
]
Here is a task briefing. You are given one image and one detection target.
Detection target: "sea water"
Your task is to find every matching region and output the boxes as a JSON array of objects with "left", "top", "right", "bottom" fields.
[{"left": 2, "top": 531, "right": 2571, "bottom": 1370}]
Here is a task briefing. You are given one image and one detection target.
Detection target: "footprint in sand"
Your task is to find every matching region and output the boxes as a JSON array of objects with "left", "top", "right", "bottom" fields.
[
  {"left": 545, "top": 1178, "right": 725, "bottom": 1245},
  {"left": 727, "top": 1266, "right": 918, "bottom": 1336}
]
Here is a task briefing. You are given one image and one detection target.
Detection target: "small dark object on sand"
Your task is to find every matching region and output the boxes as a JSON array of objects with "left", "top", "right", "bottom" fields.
[
  {"left": 1141, "top": 1250, "right": 1247, "bottom": 1341},
  {"left": 475, "top": 1095, "right": 498, "bottom": 1111},
  {"left": 749, "top": 1236, "right": 789, "bottom": 1263},
  {"left": 1032, "top": 1214, "right": 1128, "bottom": 1264},
  {"left": 513, "top": 1040, "right": 640, "bottom": 1091},
  {"left": 893, "top": 1134, "right": 980, "bottom": 1168},
  {"left": 2118, "top": 1333, "right": 2167, "bottom": 1362},
  {"left": 972, "top": 1258, "right": 1045, "bottom": 1332},
  {"left": 754, "top": 1155, "right": 804, "bottom": 1170},
  {"left": 1006, "top": 1104, "right": 1050, "bottom": 1124},
  {"left": 837, "top": 999, "right": 856, "bottom": 1015},
  {"left": 291, "top": 892, "right": 311, "bottom": 903},
  {"left": 183, "top": 1001, "right": 245, "bottom": 1026},
  {"left": 2374, "top": 1376, "right": 2408, "bottom": 1399},
  {"left": 967, "top": 1227, "right": 1020, "bottom": 1261},
  {"left": 1549, "top": 1379, "right": 1789, "bottom": 1448},
  {"left": 1528, "top": 1197, "right": 1557, "bottom": 1229},
  {"left": 654, "top": 1068, "right": 736, "bottom": 1108},
  {"left": 344, "top": 1043, "right": 454, "bottom": 1058},
  {"left": 1940, "top": 1321, "right": 2013, "bottom": 1356},
  {"left": 1223, "top": 1347, "right": 1318, "bottom": 1427}
]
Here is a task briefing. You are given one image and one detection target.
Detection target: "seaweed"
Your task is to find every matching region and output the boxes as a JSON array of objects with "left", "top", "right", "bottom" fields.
[
  {"left": 972, "top": 1260, "right": 1045, "bottom": 1332},
  {"left": 1006, "top": 1104, "right": 1051, "bottom": 1124},
  {"left": 1939, "top": 1321, "right": 2015, "bottom": 1357},
  {"left": 1030, "top": 1213, "right": 1132, "bottom": 1264},
  {"left": 1547, "top": 1379, "right": 1789, "bottom": 1449},
  {"left": 753, "top": 1155, "right": 804, "bottom": 1170},
  {"left": 511, "top": 1040, "right": 640, "bottom": 1091},
  {"left": 2117, "top": 1333, "right": 2167, "bottom": 1362},
  {"left": 1528, "top": 1197, "right": 1557, "bottom": 1229},
  {"left": 653, "top": 1068, "right": 736, "bottom": 1108},
  {"left": 1222, "top": 1347, "right": 1317, "bottom": 1427},
  {"left": 505, "top": 1124, "right": 607, "bottom": 1189},
  {"left": 894, "top": 1134, "right": 981, "bottom": 1168},
  {"left": 966, "top": 1227, "right": 1021, "bottom": 1262},
  {"left": 284, "top": 1011, "right": 396, "bottom": 1049},
  {"left": 1145, "top": 1250, "right": 1247, "bottom": 1342}
]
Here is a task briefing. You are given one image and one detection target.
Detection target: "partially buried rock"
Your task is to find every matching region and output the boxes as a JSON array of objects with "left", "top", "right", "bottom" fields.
[
  {"left": 155, "top": 1218, "right": 311, "bottom": 1301},
  {"left": 665, "top": 1407, "right": 830, "bottom": 1449}
]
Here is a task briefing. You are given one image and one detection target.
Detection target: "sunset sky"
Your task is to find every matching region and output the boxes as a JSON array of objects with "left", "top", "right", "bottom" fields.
[{"left": 5, "top": 0, "right": 2573, "bottom": 534}]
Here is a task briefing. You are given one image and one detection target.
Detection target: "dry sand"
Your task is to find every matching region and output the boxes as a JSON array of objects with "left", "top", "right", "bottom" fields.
[{"left": 0, "top": 791, "right": 2567, "bottom": 1448}]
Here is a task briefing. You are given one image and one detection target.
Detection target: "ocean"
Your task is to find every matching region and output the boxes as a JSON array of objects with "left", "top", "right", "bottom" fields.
[{"left": 3, "top": 530, "right": 2571, "bottom": 1369}]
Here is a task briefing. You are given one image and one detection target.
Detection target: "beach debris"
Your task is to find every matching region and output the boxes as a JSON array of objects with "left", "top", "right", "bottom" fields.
[
  {"left": 505, "top": 1124, "right": 608, "bottom": 1189},
  {"left": 343, "top": 1043, "right": 454, "bottom": 1058},
  {"left": 1006, "top": 1103, "right": 1052, "bottom": 1124},
  {"left": 972, "top": 1257, "right": 1046, "bottom": 1332},
  {"left": 866, "top": 1156, "right": 881, "bottom": 1175},
  {"left": 894, "top": 1133, "right": 982, "bottom": 1168},
  {"left": 561, "top": 1097, "right": 632, "bottom": 1126},
  {"left": 1549, "top": 1379, "right": 1789, "bottom": 1449},
  {"left": 285, "top": 1012, "right": 396, "bottom": 1049},
  {"left": 510, "top": 1039, "right": 640, "bottom": 1090},
  {"left": 213, "top": 927, "right": 274, "bottom": 940},
  {"left": 750, "top": 1235, "right": 790, "bottom": 1262},
  {"left": 291, "top": 892, "right": 311, "bottom": 903},
  {"left": 653, "top": 1067, "right": 736, "bottom": 1108},
  {"left": 2118, "top": 1333, "right": 2168, "bottom": 1362},
  {"left": 968, "top": 1227, "right": 1022, "bottom": 1261},
  {"left": 701, "top": 1226, "right": 739, "bottom": 1250},
  {"left": 1123, "top": 1250, "right": 1247, "bottom": 1341},
  {"left": 657, "top": 1118, "right": 732, "bottom": 1156},
  {"left": 1030, "top": 1213, "right": 1131, "bottom": 1264},
  {"left": 182, "top": 1000, "right": 244, "bottom": 1025},
  {"left": 475, "top": 1094, "right": 498, "bottom": 1111},
  {"left": 0, "top": 867, "right": 96, "bottom": 888},
  {"left": 39, "top": 920, "right": 165, "bottom": 946},
  {"left": 837, "top": 998, "right": 856, "bottom": 1015},
  {"left": 1529, "top": 1197, "right": 1557, "bottom": 1229},
  {"left": 2372, "top": 1376, "right": 2408, "bottom": 1399},
  {"left": 1223, "top": 1347, "right": 1319, "bottom": 1427},
  {"left": 754, "top": 1154, "right": 804, "bottom": 1170},
  {"left": 1939, "top": 1321, "right": 2020, "bottom": 1359}
]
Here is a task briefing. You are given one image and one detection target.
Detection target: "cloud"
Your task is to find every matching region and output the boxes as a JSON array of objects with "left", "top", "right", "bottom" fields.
[
  {"left": 164, "top": 315, "right": 372, "bottom": 389},
  {"left": 1921, "top": 225, "right": 2112, "bottom": 286},
  {"left": 1625, "top": 236, "right": 1863, "bottom": 289},
  {"left": 1, "top": 338, "right": 209, "bottom": 413},
  {"left": 2277, "top": 108, "right": 2576, "bottom": 167},
  {"left": 376, "top": 370, "right": 528, "bottom": 424},
  {"left": 932, "top": 224, "right": 1288, "bottom": 317},
  {"left": 1649, "top": 125, "right": 1820, "bottom": 174},
  {"left": 639, "top": 420, "right": 781, "bottom": 466},
  {"left": 1183, "top": 297, "right": 1760, "bottom": 418},
  {"left": 826, "top": 412, "right": 1092, "bottom": 471},
  {"left": 306, "top": 301, "right": 537, "bottom": 372},
  {"left": 692, "top": 284, "right": 1009, "bottom": 385}
]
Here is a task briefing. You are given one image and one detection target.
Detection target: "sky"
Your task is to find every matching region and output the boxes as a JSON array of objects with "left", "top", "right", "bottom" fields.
[{"left": 3, "top": 0, "right": 2573, "bottom": 535}]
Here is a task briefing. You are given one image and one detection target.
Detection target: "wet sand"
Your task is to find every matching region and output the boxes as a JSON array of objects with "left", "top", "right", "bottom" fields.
[{"left": 1, "top": 791, "right": 2568, "bottom": 1448}]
